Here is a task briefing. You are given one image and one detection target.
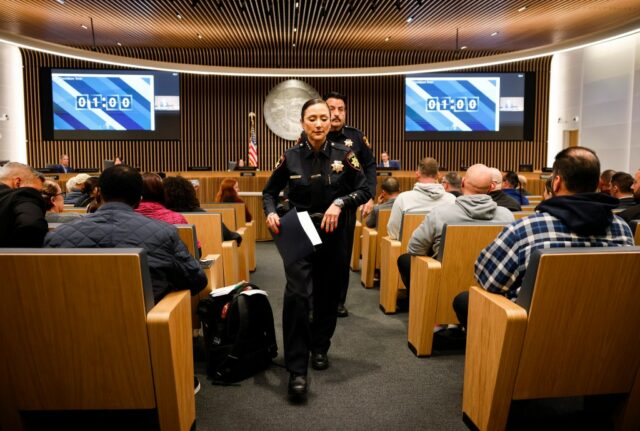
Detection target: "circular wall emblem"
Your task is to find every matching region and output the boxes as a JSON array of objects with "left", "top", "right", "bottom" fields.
[{"left": 263, "top": 80, "right": 320, "bottom": 141}]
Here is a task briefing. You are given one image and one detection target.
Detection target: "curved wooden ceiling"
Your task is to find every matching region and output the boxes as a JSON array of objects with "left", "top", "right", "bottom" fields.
[{"left": 2, "top": 0, "right": 640, "bottom": 67}]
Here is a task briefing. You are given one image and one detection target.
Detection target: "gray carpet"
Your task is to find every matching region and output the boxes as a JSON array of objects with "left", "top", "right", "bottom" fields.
[{"left": 194, "top": 242, "right": 467, "bottom": 431}]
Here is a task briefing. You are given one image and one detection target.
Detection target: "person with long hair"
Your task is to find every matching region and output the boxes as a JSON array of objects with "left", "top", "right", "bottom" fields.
[
  {"left": 215, "top": 178, "right": 252, "bottom": 222},
  {"left": 262, "top": 98, "right": 371, "bottom": 401},
  {"left": 137, "top": 173, "right": 190, "bottom": 224}
]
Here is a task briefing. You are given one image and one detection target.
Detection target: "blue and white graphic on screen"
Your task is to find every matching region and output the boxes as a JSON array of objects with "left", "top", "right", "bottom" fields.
[
  {"left": 52, "top": 73, "right": 155, "bottom": 131},
  {"left": 406, "top": 77, "right": 500, "bottom": 132}
]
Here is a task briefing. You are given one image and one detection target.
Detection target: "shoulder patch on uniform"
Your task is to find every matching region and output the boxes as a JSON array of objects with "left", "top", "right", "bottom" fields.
[
  {"left": 345, "top": 151, "right": 361, "bottom": 170},
  {"left": 363, "top": 136, "right": 371, "bottom": 148},
  {"left": 274, "top": 154, "right": 285, "bottom": 170}
]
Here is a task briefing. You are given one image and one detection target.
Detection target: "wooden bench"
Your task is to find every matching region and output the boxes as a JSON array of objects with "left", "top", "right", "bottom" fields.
[
  {"left": 379, "top": 212, "right": 427, "bottom": 313},
  {"left": 462, "top": 247, "right": 640, "bottom": 430},
  {"left": 203, "top": 207, "right": 250, "bottom": 281},
  {"left": 0, "top": 249, "right": 195, "bottom": 431},
  {"left": 407, "top": 223, "right": 506, "bottom": 356},
  {"left": 360, "top": 208, "right": 391, "bottom": 288}
]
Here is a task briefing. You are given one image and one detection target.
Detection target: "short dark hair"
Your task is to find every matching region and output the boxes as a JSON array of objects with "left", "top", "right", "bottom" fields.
[
  {"left": 163, "top": 176, "right": 201, "bottom": 212},
  {"left": 600, "top": 169, "right": 616, "bottom": 182},
  {"left": 381, "top": 177, "right": 400, "bottom": 194},
  {"left": 417, "top": 157, "right": 439, "bottom": 178},
  {"left": 611, "top": 172, "right": 634, "bottom": 193},
  {"left": 323, "top": 91, "right": 347, "bottom": 103},
  {"left": 442, "top": 172, "right": 462, "bottom": 189},
  {"left": 552, "top": 147, "right": 600, "bottom": 193},
  {"left": 300, "top": 98, "right": 329, "bottom": 120},
  {"left": 503, "top": 171, "right": 520, "bottom": 188},
  {"left": 98, "top": 165, "right": 143, "bottom": 207},
  {"left": 141, "top": 172, "right": 165, "bottom": 204}
]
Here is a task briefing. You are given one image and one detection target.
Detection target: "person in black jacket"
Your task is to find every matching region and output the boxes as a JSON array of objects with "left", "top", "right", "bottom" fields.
[
  {"left": 0, "top": 162, "right": 47, "bottom": 247},
  {"left": 263, "top": 98, "right": 371, "bottom": 401}
]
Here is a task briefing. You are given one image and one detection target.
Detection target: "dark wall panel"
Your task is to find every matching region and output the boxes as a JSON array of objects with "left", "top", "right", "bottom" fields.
[{"left": 22, "top": 48, "right": 550, "bottom": 173}]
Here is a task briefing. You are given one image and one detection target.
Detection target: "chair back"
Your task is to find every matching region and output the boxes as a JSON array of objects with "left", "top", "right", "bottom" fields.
[
  {"left": 435, "top": 223, "right": 506, "bottom": 322},
  {"left": 511, "top": 247, "right": 640, "bottom": 399},
  {"left": 204, "top": 207, "right": 237, "bottom": 230},
  {"left": 203, "top": 202, "right": 247, "bottom": 226},
  {"left": 182, "top": 213, "right": 224, "bottom": 257},
  {"left": 175, "top": 224, "right": 198, "bottom": 257},
  {"left": 399, "top": 212, "right": 428, "bottom": 251},
  {"left": 0, "top": 249, "right": 157, "bottom": 410},
  {"left": 630, "top": 220, "right": 639, "bottom": 244},
  {"left": 375, "top": 208, "right": 392, "bottom": 267}
]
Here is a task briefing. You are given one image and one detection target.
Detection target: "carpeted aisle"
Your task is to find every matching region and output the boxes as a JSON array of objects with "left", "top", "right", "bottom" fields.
[{"left": 194, "top": 242, "right": 467, "bottom": 430}]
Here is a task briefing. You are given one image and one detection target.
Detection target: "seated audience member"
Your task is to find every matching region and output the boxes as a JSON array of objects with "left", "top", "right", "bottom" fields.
[
  {"left": 49, "top": 154, "right": 74, "bottom": 173},
  {"left": 453, "top": 147, "right": 634, "bottom": 328},
  {"left": 63, "top": 173, "right": 90, "bottom": 204},
  {"left": 215, "top": 177, "right": 253, "bottom": 222},
  {"left": 0, "top": 162, "right": 48, "bottom": 247},
  {"left": 598, "top": 169, "right": 616, "bottom": 195},
  {"left": 619, "top": 168, "right": 640, "bottom": 223},
  {"left": 397, "top": 164, "right": 514, "bottom": 294},
  {"left": 41, "top": 180, "right": 81, "bottom": 224},
  {"left": 45, "top": 165, "right": 207, "bottom": 303},
  {"left": 610, "top": 171, "right": 636, "bottom": 209},
  {"left": 366, "top": 177, "right": 400, "bottom": 228},
  {"left": 542, "top": 176, "right": 553, "bottom": 201},
  {"left": 236, "top": 158, "right": 246, "bottom": 168},
  {"left": 74, "top": 176, "right": 99, "bottom": 208},
  {"left": 114, "top": 156, "right": 124, "bottom": 165},
  {"left": 441, "top": 172, "right": 462, "bottom": 197},
  {"left": 136, "top": 173, "right": 191, "bottom": 224},
  {"left": 164, "top": 175, "right": 241, "bottom": 245},
  {"left": 502, "top": 171, "right": 530, "bottom": 205},
  {"left": 377, "top": 151, "right": 400, "bottom": 169},
  {"left": 387, "top": 157, "right": 456, "bottom": 239},
  {"left": 488, "top": 168, "right": 521, "bottom": 212}
]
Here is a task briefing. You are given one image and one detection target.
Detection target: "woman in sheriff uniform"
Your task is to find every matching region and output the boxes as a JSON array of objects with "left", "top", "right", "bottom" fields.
[{"left": 262, "top": 98, "right": 371, "bottom": 401}]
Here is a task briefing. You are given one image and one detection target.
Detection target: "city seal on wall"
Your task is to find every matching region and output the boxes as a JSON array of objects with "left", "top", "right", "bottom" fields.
[{"left": 263, "top": 80, "right": 320, "bottom": 141}]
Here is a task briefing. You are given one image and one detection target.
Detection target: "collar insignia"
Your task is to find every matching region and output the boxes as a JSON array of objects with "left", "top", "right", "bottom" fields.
[
  {"left": 344, "top": 139, "right": 353, "bottom": 147},
  {"left": 331, "top": 160, "right": 344, "bottom": 173}
]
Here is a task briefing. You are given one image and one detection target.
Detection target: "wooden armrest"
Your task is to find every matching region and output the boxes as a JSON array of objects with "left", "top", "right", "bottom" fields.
[
  {"left": 462, "top": 285, "right": 528, "bottom": 431},
  {"left": 221, "top": 240, "right": 239, "bottom": 285},
  {"left": 360, "top": 227, "right": 378, "bottom": 288},
  {"left": 236, "top": 227, "right": 249, "bottom": 281},
  {"left": 408, "top": 255, "right": 442, "bottom": 356},
  {"left": 245, "top": 221, "right": 256, "bottom": 271},
  {"left": 379, "top": 236, "right": 402, "bottom": 313},
  {"left": 147, "top": 291, "right": 196, "bottom": 431}
]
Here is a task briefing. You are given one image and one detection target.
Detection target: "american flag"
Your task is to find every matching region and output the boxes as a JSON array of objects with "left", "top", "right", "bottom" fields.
[{"left": 248, "top": 112, "right": 258, "bottom": 167}]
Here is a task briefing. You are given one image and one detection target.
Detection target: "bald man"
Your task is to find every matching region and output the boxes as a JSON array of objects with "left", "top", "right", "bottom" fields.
[
  {"left": 397, "top": 164, "right": 515, "bottom": 296},
  {"left": 488, "top": 167, "right": 521, "bottom": 212},
  {"left": 0, "top": 162, "right": 48, "bottom": 247}
]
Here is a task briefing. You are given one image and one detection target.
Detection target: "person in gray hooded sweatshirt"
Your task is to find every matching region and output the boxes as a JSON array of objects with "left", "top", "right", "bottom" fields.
[
  {"left": 397, "top": 163, "right": 514, "bottom": 293},
  {"left": 387, "top": 157, "right": 456, "bottom": 240}
]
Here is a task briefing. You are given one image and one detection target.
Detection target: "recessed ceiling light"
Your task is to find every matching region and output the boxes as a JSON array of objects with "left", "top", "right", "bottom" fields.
[
  {"left": 518, "top": 6, "right": 527, "bottom": 12},
  {"left": 116, "top": 42, "right": 122, "bottom": 46},
  {"left": 293, "top": 28, "right": 297, "bottom": 32},
  {"left": 385, "top": 37, "right": 390, "bottom": 42},
  {"left": 81, "top": 24, "right": 88, "bottom": 29},
  {"left": 491, "top": 31, "right": 499, "bottom": 37},
  {"left": 460, "top": 46, "right": 467, "bottom": 50},
  {"left": 406, "top": 16, "right": 414, "bottom": 23},
  {"left": 176, "top": 12, "right": 183, "bottom": 19},
  {"left": 197, "top": 33, "right": 203, "bottom": 39},
  {"left": 56, "top": 0, "right": 64, "bottom": 4}
]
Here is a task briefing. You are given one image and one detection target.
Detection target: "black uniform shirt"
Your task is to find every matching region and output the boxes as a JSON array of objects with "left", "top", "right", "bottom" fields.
[
  {"left": 327, "top": 125, "right": 377, "bottom": 198},
  {"left": 263, "top": 140, "right": 372, "bottom": 216}
]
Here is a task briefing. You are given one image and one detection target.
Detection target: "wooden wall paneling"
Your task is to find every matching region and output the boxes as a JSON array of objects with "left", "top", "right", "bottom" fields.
[{"left": 21, "top": 49, "right": 550, "bottom": 174}]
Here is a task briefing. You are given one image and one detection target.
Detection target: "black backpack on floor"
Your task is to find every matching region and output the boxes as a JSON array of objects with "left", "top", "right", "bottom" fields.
[{"left": 197, "top": 282, "right": 278, "bottom": 384}]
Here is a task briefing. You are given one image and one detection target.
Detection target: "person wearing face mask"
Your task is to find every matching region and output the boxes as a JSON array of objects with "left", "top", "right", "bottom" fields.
[{"left": 262, "top": 98, "right": 371, "bottom": 401}]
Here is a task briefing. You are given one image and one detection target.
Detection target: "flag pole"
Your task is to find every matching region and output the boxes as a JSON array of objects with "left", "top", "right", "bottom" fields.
[{"left": 248, "top": 112, "right": 257, "bottom": 167}]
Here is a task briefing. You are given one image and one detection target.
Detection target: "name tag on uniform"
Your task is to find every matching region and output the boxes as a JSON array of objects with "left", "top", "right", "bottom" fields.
[{"left": 290, "top": 175, "right": 302, "bottom": 179}]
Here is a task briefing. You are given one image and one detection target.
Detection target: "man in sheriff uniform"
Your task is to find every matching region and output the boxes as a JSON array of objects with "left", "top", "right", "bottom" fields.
[{"left": 324, "top": 91, "right": 377, "bottom": 317}]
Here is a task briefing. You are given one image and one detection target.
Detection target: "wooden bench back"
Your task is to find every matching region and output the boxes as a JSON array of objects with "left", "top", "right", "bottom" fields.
[
  {"left": 204, "top": 207, "right": 237, "bottom": 230},
  {"left": 182, "top": 213, "right": 224, "bottom": 257}
]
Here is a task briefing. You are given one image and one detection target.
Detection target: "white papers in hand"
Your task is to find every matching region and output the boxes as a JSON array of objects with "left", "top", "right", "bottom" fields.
[{"left": 297, "top": 211, "right": 322, "bottom": 246}]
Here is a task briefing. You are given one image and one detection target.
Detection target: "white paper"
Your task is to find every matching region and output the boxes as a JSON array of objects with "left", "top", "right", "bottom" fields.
[
  {"left": 210, "top": 282, "right": 244, "bottom": 297},
  {"left": 297, "top": 211, "right": 323, "bottom": 246},
  {"left": 240, "top": 289, "right": 268, "bottom": 297}
]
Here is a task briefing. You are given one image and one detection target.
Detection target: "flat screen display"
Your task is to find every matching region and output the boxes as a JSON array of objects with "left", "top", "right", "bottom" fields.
[
  {"left": 405, "top": 72, "right": 534, "bottom": 140},
  {"left": 42, "top": 69, "right": 180, "bottom": 140}
]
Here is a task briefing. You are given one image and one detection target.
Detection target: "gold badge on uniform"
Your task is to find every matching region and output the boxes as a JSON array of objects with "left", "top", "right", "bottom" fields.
[
  {"left": 344, "top": 139, "right": 353, "bottom": 147},
  {"left": 331, "top": 160, "right": 344, "bottom": 173},
  {"left": 346, "top": 152, "right": 361, "bottom": 169}
]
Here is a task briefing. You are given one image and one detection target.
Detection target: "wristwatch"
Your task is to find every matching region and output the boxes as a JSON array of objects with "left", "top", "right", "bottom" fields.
[{"left": 333, "top": 198, "right": 345, "bottom": 208}]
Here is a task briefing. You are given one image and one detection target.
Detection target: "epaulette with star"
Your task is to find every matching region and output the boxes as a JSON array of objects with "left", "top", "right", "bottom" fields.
[{"left": 345, "top": 151, "right": 361, "bottom": 170}]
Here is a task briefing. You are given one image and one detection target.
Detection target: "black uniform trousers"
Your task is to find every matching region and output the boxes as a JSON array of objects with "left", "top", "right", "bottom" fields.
[
  {"left": 282, "top": 220, "right": 349, "bottom": 375},
  {"left": 338, "top": 208, "right": 357, "bottom": 305}
]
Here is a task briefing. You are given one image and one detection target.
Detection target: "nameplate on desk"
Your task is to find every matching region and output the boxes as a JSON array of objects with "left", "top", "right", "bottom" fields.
[
  {"left": 240, "top": 171, "right": 256, "bottom": 177},
  {"left": 377, "top": 171, "right": 392, "bottom": 176}
]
